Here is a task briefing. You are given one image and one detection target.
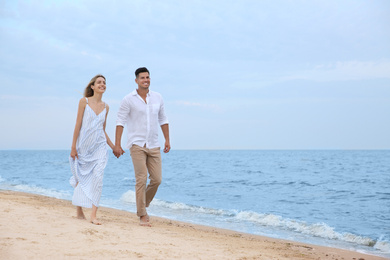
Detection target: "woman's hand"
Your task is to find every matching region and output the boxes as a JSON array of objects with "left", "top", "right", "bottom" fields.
[
  {"left": 70, "top": 147, "right": 78, "bottom": 160},
  {"left": 113, "top": 145, "right": 125, "bottom": 158}
]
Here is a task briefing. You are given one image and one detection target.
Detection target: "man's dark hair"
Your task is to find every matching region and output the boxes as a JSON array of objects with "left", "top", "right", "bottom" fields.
[{"left": 135, "top": 67, "right": 150, "bottom": 78}]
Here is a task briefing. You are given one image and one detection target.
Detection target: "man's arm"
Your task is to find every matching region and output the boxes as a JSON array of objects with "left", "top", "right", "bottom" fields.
[
  {"left": 113, "top": 97, "right": 130, "bottom": 158},
  {"left": 161, "top": 124, "right": 170, "bottom": 153}
]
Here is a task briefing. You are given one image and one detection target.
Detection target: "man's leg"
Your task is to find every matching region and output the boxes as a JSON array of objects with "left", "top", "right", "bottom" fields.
[
  {"left": 145, "top": 147, "right": 162, "bottom": 208},
  {"left": 130, "top": 145, "right": 148, "bottom": 217}
]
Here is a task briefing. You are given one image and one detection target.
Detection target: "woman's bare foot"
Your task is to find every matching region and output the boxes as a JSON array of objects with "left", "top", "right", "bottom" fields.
[
  {"left": 90, "top": 218, "right": 102, "bottom": 225},
  {"left": 77, "top": 206, "right": 86, "bottom": 219}
]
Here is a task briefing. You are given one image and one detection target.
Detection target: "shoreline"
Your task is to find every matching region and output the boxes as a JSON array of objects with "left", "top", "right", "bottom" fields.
[{"left": 1, "top": 190, "right": 387, "bottom": 260}]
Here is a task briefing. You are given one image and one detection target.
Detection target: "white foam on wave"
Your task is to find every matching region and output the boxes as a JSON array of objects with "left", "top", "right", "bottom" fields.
[
  {"left": 118, "top": 190, "right": 390, "bottom": 255},
  {"left": 235, "top": 210, "right": 389, "bottom": 251},
  {"left": 152, "top": 198, "right": 227, "bottom": 216},
  {"left": 120, "top": 190, "right": 136, "bottom": 204},
  {"left": 120, "top": 189, "right": 227, "bottom": 216},
  {"left": 374, "top": 236, "right": 390, "bottom": 253},
  {"left": 1, "top": 183, "right": 70, "bottom": 200}
]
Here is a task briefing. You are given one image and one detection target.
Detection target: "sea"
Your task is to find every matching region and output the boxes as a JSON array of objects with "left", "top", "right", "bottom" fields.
[{"left": 0, "top": 150, "right": 389, "bottom": 258}]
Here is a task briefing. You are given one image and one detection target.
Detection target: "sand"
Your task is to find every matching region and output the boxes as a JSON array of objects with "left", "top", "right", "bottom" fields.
[{"left": 0, "top": 190, "right": 386, "bottom": 260}]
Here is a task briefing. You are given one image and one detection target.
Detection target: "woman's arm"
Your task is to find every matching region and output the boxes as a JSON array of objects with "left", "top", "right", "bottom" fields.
[
  {"left": 104, "top": 105, "right": 114, "bottom": 150},
  {"left": 70, "top": 98, "right": 87, "bottom": 159}
]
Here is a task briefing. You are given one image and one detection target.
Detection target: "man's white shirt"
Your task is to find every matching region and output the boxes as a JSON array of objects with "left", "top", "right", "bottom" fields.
[{"left": 116, "top": 90, "right": 169, "bottom": 149}]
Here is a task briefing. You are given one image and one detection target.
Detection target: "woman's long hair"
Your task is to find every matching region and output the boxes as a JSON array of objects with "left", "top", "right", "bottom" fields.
[{"left": 84, "top": 74, "right": 106, "bottom": 97}]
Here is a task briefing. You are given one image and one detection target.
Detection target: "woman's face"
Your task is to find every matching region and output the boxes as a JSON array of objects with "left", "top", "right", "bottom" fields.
[{"left": 92, "top": 77, "right": 106, "bottom": 94}]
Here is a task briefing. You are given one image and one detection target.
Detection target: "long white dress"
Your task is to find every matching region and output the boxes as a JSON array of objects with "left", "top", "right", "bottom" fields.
[{"left": 69, "top": 98, "right": 108, "bottom": 208}]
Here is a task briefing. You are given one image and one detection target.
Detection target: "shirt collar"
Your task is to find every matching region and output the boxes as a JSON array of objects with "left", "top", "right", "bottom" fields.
[{"left": 131, "top": 89, "right": 151, "bottom": 96}]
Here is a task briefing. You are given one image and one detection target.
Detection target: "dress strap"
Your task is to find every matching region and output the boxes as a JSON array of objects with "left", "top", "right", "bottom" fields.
[
  {"left": 104, "top": 102, "right": 106, "bottom": 108},
  {"left": 85, "top": 97, "right": 88, "bottom": 104}
]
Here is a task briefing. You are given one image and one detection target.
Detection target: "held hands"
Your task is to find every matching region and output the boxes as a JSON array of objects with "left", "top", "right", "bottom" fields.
[{"left": 113, "top": 145, "right": 125, "bottom": 158}]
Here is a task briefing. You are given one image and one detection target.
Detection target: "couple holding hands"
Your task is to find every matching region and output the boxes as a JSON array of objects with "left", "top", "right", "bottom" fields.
[{"left": 69, "top": 67, "right": 170, "bottom": 226}]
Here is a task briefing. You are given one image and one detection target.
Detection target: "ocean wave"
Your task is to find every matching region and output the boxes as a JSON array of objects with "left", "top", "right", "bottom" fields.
[
  {"left": 120, "top": 190, "right": 228, "bottom": 216},
  {"left": 235, "top": 211, "right": 389, "bottom": 251},
  {"left": 374, "top": 235, "right": 390, "bottom": 253},
  {"left": 0, "top": 183, "right": 70, "bottom": 200},
  {"left": 119, "top": 190, "right": 390, "bottom": 254},
  {"left": 152, "top": 199, "right": 228, "bottom": 216},
  {"left": 120, "top": 190, "right": 136, "bottom": 204}
]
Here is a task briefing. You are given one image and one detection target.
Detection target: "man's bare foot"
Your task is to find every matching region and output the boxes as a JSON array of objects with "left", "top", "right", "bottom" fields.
[
  {"left": 90, "top": 219, "right": 102, "bottom": 225},
  {"left": 77, "top": 207, "right": 86, "bottom": 219},
  {"left": 140, "top": 214, "right": 151, "bottom": 227}
]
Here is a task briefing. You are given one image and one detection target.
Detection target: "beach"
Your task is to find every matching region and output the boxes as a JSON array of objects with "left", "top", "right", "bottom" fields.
[{"left": 0, "top": 190, "right": 386, "bottom": 260}]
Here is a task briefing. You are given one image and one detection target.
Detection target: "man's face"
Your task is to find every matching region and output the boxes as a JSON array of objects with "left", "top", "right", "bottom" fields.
[{"left": 136, "top": 72, "right": 150, "bottom": 90}]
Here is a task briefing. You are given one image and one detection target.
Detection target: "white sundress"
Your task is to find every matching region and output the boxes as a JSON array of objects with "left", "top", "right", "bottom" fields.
[{"left": 69, "top": 98, "right": 108, "bottom": 208}]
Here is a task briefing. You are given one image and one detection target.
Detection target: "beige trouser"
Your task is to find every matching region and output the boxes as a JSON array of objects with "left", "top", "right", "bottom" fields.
[{"left": 130, "top": 145, "right": 162, "bottom": 217}]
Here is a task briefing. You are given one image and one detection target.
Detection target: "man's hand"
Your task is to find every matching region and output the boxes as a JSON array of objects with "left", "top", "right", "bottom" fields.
[
  {"left": 163, "top": 141, "right": 171, "bottom": 153},
  {"left": 160, "top": 124, "right": 170, "bottom": 153},
  {"left": 113, "top": 145, "right": 125, "bottom": 158}
]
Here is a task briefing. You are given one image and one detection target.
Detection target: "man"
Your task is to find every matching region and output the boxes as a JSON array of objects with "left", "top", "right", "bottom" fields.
[{"left": 113, "top": 67, "right": 170, "bottom": 227}]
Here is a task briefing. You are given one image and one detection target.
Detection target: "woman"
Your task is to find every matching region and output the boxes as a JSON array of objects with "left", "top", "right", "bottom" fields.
[{"left": 69, "top": 74, "right": 114, "bottom": 225}]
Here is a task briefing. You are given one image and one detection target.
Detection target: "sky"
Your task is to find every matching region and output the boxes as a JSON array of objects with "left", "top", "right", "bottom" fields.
[{"left": 1, "top": 0, "right": 389, "bottom": 150}]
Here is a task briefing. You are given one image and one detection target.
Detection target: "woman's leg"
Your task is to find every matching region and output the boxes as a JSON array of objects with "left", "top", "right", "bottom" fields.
[
  {"left": 76, "top": 206, "right": 86, "bottom": 219},
  {"left": 90, "top": 205, "right": 101, "bottom": 225}
]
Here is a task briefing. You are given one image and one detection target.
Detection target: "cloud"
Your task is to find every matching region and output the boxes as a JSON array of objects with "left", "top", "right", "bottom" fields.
[
  {"left": 285, "top": 60, "right": 390, "bottom": 82},
  {"left": 1, "top": 0, "right": 389, "bottom": 149},
  {"left": 0, "top": 94, "right": 68, "bottom": 103},
  {"left": 80, "top": 51, "right": 102, "bottom": 60},
  {"left": 173, "top": 100, "right": 221, "bottom": 112}
]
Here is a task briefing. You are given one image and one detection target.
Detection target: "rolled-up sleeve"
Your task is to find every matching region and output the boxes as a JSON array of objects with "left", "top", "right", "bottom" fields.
[
  {"left": 158, "top": 97, "right": 169, "bottom": 126},
  {"left": 116, "top": 97, "right": 130, "bottom": 127}
]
